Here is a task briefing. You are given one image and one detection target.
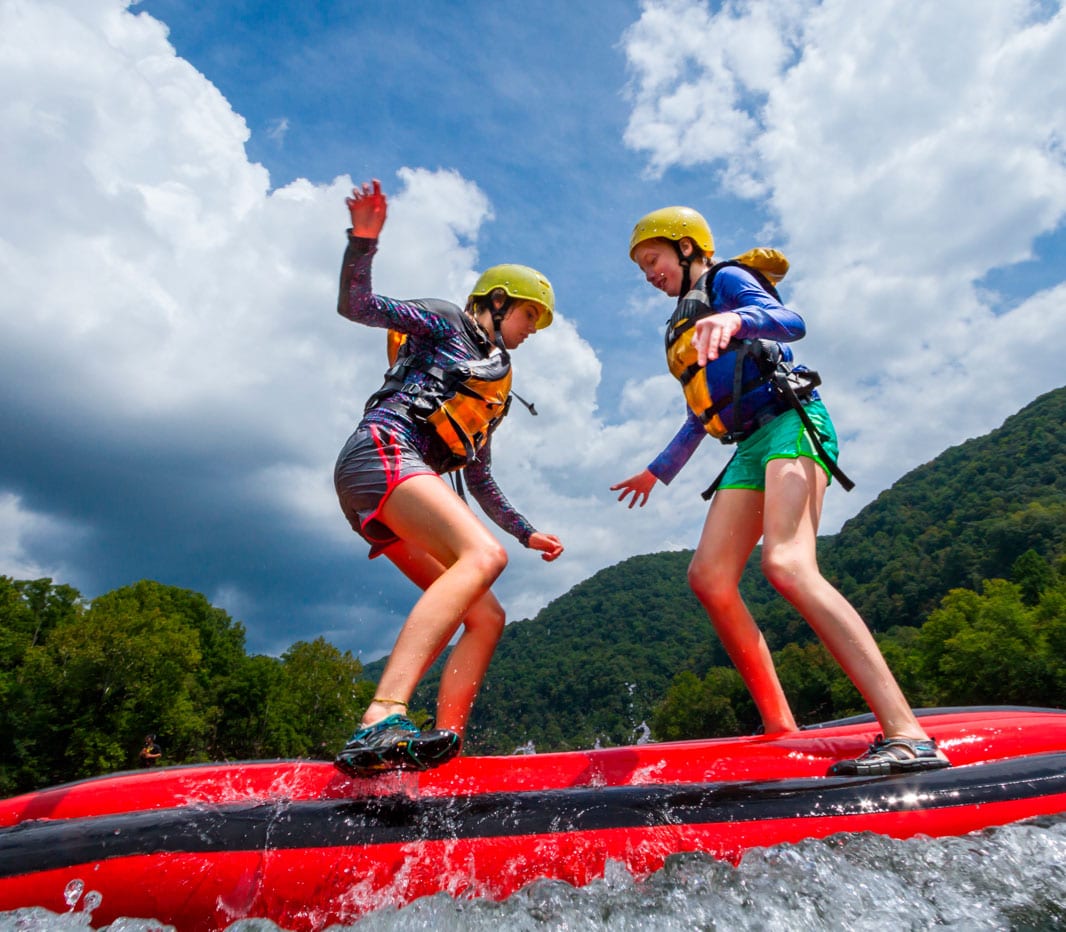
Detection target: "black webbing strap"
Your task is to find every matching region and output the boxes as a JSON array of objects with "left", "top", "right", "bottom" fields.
[
  {"left": 700, "top": 452, "right": 737, "bottom": 501},
  {"left": 773, "top": 372, "right": 854, "bottom": 491},
  {"left": 700, "top": 357, "right": 855, "bottom": 499}
]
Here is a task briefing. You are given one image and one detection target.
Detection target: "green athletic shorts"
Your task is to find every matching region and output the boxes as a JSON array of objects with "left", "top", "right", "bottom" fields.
[{"left": 718, "top": 399, "right": 839, "bottom": 491}]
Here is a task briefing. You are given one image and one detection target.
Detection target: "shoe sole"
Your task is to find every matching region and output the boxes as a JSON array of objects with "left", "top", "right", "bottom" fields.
[{"left": 829, "top": 757, "right": 951, "bottom": 777}]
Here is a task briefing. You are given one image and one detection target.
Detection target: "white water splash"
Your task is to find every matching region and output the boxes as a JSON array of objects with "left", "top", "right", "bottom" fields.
[{"left": 2, "top": 816, "right": 1065, "bottom": 931}]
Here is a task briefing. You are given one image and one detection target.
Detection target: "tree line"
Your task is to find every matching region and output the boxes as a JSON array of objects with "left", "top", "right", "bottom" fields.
[
  {"left": 0, "top": 578, "right": 376, "bottom": 796},
  {"left": 3, "top": 549, "right": 1061, "bottom": 796}
]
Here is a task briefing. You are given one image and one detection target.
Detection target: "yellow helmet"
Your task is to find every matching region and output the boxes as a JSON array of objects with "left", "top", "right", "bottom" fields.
[
  {"left": 629, "top": 206, "right": 715, "bottom": 261},
  {"left": 469, "top": 263, "right": 555, "bottom": 329}
]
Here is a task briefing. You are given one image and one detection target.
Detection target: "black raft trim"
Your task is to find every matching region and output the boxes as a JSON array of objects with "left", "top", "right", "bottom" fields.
[{"left": 2, "top": 753, "right": 1066, "bottom": 879}]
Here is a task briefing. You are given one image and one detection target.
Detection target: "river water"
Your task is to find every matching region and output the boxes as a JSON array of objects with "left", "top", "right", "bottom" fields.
[{"left": 3, "top": 815, "right": 1064, "bottom": 931}]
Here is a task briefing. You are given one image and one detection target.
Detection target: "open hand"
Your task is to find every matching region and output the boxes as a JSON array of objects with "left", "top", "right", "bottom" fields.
[
  {"left": 346, "top": 179, "right": 388, "bottom": 239},
  {"left": 692, "top": 312, "right": 742, "bottom": 366},
  {"left": 610, "top": 469, "right": 657, "bottom": 509}
]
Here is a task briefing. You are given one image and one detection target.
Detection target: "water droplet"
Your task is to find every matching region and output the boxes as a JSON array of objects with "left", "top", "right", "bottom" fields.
[
  {"left": 63, "top": 878, "right": 84, "bottom": 908},
  {"left": 82, "top": 890, "right": 103, "bottom": 913}
]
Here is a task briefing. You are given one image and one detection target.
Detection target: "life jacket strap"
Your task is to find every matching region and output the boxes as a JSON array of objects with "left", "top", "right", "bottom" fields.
[{"left": 771, "top": 369, "right": 855, "bottom": 491}]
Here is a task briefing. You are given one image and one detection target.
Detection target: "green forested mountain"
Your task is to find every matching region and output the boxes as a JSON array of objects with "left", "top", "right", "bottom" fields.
[
  {"left": 405, "top": 386, "right": 1066, "bottom": 753},
  {"left": 721, "top": 384, "right": 1066, "bottom": 648}
]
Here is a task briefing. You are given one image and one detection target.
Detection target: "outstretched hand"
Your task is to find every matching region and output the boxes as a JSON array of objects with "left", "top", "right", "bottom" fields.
[
  {"left": 692, "top": 311, "right": 743, "bottom": 366},
  {"left": 347, "top": 179, "right": 388, "bottom": 239},
  {"left": 610, "top": 469, "right": 658, "bottom": 509},
  {"left": 528, "top": 532, "right": 564, "bottom": 562}
]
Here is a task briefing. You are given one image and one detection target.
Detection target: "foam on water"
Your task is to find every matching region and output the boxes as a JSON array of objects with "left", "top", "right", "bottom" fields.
[{"left": 2, "top": 816, "right": 1064, "bottom": 931}]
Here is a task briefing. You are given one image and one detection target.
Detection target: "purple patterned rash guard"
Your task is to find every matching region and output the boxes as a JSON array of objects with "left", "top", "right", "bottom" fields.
[
  {"left": 337, "top": 235, "right": 536, "bottom": 546},
  {"left": 648, "top": 263, "right": 810, "bottom": 485}
]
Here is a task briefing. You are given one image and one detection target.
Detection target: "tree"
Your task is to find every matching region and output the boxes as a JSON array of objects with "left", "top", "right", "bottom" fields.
[
  {"left": 917, "top": 580, "right": 1055, "bottom": 707},
  {"left": 1012, "top": 549, "right": 1055, "bottom": 606},
  {"left": 87, "top": 580, "right": 248, "bottom": 757},
  {"left": 652, "top": 668, "right": 748, "bottom": 741},
  {"left": 265, "top": 638, "right": 373, "bottom": 758},
  {"left": 18, "top": 585, "right": 207, "bottom": 783},
  {"left": 0, "top": 578, "right": 84, "bottom": 794}
]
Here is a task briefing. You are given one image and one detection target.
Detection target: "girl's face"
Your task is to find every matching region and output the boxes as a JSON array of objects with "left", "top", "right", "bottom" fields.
[
  {"left": 498, "top": 300, "right": 542, "bottom": 350},
  {"left": 633, "top": 239, "right": 685, "bottom": 297}
]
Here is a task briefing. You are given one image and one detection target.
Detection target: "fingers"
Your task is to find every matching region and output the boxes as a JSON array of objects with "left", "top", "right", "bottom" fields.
[
  {"left": 612, "top": 486, "right": 647, "bottom": 509},
  {"left": 350, "top": 178, "right": 381, "bottom": 200},
  {"left": 347, "top": 179, "right": 384, "bottom": 210},
  {"left": 612, "top": 470, "right": 654, "bottom": 508},
  {"left": 531, "top": 533, "right": 564, "bottom": 561},
  {"left": 696, "top": 326, "right": 727, "bottom": 366},
  {"left": 696, "top": 313, "right": 741, "bottom": 365}
]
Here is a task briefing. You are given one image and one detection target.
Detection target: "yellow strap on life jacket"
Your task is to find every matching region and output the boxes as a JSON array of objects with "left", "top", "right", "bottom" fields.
[{"left": 387, "top": 329, "right": 407, "bottom": 366}]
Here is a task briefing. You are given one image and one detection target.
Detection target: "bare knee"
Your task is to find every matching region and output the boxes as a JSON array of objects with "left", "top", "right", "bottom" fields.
[
  {"left": 687, "top": 558, "right": 739, "bottom": 615},
  {"left": 461, "top": 539, "right": 509, "bottom": 588},
  {"left": 761, "top": 544, "right": 811, "bottom": 599},
  {"left": 467, "top": 600, "right": 506, "bottom": 642}
]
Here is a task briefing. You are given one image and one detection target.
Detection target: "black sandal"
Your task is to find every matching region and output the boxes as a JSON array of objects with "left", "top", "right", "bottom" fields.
[{"left": 829, "top": 735, "right": 950, "bottom": 776}]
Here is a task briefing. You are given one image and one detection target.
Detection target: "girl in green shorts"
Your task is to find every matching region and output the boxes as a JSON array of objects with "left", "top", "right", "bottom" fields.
[{"left": 613, "top": 206, "right": 949, "bottom": 776}]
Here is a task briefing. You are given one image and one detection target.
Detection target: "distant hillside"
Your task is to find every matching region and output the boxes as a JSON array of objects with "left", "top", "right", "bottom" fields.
[
  {"left": 726, "top": 385, "right": 1066, "bottom": 648},
  {"left": 389, "top": 386, "right": 1066, "bottom": 753},
  {"left": 829, "top": 386, "right": 1066, "bottom": 630}
]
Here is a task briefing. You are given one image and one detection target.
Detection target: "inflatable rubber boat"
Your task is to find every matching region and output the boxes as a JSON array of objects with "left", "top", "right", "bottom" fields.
[{"left": 1, "top": 706, "right": 1064, "bottom": 930}]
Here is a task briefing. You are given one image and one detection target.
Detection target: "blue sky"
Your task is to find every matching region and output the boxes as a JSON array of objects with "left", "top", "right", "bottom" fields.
[{"left": 2, "top": 0, "right": 1065, "bottom": 661}]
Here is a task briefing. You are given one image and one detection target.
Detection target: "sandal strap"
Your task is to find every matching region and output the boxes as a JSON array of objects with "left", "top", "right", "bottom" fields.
[{"left": 863, "top": 735, "right": 941, "bottom": 762}]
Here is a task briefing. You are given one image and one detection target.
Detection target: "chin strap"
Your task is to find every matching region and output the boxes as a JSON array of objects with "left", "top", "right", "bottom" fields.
[{"left": 674, "top": 241, "right": 694, "bottom": 295}]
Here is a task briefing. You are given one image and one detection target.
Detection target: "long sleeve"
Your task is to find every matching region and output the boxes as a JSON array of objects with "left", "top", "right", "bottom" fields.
[
  {"left": 464, "top": 439, "right": 536, "bottom": 546},
  {"left": 713, "top": 265, "right": 806, "bottom": 343},
  {"left": 647, "top": 410, "right": 706, "bottom": 485},
  {"left": 337, "top": 234, "right": 450, "bottom": 341}
]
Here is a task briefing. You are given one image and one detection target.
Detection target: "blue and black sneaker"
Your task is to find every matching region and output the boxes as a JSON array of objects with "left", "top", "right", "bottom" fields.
[{"left": 334, "top": 714, "right": 461, "bottom": 777}]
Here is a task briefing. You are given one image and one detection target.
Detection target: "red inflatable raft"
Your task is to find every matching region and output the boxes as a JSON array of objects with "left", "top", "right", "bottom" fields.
[{"left": 1, "top": 706, "right": 1065, "bottom": 930}]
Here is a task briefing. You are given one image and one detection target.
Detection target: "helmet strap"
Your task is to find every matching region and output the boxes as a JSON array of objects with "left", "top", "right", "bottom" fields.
[
  {"left": 673, "top": 241, "right": 693, "bottom": 296},
  {"left": 490, "top": 292, "right": 512, "bottom": 333},
  {"left": 473, "top": 294, "right": 510, "bottom": 349}
]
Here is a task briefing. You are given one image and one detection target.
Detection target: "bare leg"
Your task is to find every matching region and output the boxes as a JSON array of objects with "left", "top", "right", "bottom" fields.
[
  {"left": 760, "top": 457, "right": 928, "bottom": 740},
  {"left": 381, "top": 541, "right": 506, "bottom": 738},
  {"left": 360, "top": 473, "right": 507, "bottom": 731},
  {"left": 688, "top": 487, "right": 798, "bottom": 734}
]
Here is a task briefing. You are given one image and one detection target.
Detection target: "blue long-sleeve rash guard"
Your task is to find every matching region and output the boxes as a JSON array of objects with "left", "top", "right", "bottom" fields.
[{"left": 647, "top": 263, "right": 808, "bottom": 486}]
